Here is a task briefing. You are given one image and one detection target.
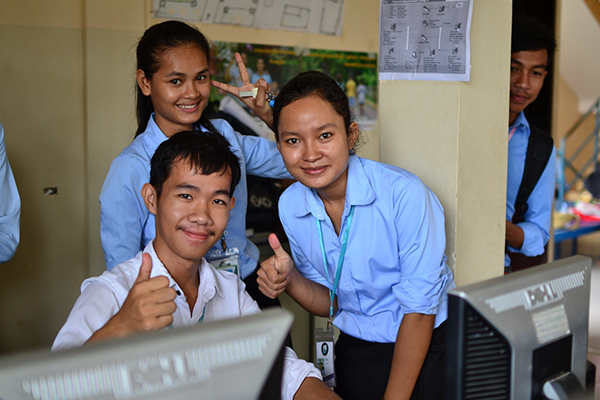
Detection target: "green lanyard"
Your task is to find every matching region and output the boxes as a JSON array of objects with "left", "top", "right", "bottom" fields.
[{"left": 316, "top": 205, "right": 355, "bottom": 328}]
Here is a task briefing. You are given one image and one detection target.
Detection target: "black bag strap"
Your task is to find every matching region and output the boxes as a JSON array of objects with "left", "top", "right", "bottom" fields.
[{"left": 512, "top": 124, "right": 554, "bottom": 224}]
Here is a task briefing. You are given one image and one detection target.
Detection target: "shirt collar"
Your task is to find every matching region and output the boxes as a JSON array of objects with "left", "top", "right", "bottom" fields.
[
  {"left": 198, "top": 258, "right": 226, "bottom": 301},
  {"left": 144, "top": 115, "right": 211, "bottom": 159},
  {"left": 143, "top": 114, "right": 170, "bottom": 155},
  {"left": 144, "top": 241, "right": 225, "bottom": 300},
  {"left": 509, "top": 112, "right": 530, "bottom": 137},
  {"left": 294, "top": 155, "right": 376, "bottom": 220},
  {"left": 145, "top": 241, "right": 173, "bottom": 282}
]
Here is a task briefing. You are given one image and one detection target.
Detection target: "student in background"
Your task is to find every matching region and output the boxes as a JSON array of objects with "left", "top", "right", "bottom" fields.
[
  {"left": 55, "top": 131, "right": 340, "bottom": 400},
  {"left": 251, "top": 57, "right": 272, "bottom": 86},
  {"left": 99, "top": 20, "right": 290, "bottom": 311},
  {"left": 258, "top": 71, "right": 455, "bottom": 400},
  {"left": 224, "top": 51, "right": 253, "bottom": 87},
  {"left": 344, "top": 75, "right": 356, "bottom": 108},
  {"left": 505, "top": 15, "right": 556, "bottom": 272},
  {"left": 356, "top": 79, "right": 367, "bottom": 116},
  {"left": 0, "top": 122, "right": 20, "bottom": 263}
]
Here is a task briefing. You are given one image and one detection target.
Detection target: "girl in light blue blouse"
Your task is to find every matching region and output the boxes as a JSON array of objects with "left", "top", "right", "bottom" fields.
[
  {"left": 257, "top": 71, "right": 456, "bottom": 400},
  {"left": 100, "top": 20, "right": 289, "bottom": 311}
]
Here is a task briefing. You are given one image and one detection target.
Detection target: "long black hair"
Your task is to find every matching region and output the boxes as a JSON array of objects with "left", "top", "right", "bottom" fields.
[{"left": 134, "top": 20, "right": 220, "bottom": 138}]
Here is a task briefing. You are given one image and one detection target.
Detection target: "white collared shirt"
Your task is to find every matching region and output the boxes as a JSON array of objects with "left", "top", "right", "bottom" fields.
[{"left": 53, "top": 242, "right": 320, "bottom": 400}]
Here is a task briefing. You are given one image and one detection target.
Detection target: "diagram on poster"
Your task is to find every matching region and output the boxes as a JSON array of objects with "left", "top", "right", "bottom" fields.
[
  {"left": 379, "top": 0, "right": 472, "bottom": 81},
  {"left": 153, "top": 0, "right": 344, "bottom": 36}
]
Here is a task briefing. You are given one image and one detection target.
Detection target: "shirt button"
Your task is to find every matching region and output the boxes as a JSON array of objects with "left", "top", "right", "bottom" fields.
[{"left": 176, "top": 290, "right": 182, "bottom": 296}]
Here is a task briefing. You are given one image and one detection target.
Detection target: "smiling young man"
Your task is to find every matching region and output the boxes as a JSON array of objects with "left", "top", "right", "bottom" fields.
[
  {"left": 505, "top": 15, "right": 557, "bottom": 272},
  {"left": 53, "top": 131, "right": 337, "bottom": 400}
]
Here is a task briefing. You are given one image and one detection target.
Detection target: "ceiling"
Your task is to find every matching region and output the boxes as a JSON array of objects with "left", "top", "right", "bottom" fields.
[{"left": 559, "top": 0, "right": 600, "bottom": 113}]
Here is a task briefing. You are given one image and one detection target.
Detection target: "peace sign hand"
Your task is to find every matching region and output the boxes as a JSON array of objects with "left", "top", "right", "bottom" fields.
[{"left": 211, "top": 52, "right": 274, "bottom": 126}]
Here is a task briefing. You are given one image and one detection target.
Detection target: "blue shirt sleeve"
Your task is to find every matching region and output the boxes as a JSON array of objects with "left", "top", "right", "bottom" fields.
[
  {"left": 251, "top": 72, "right": 272, "bottom": 86},
  {"left": 0, "top": 122, "right": 20, "bottom": 263},
  {"left": 99, "top": 153, "right": 150, "bottom": 270},
  {"left": 232, "top": 131, "right": 292, "bottom": 179},
  {"left": 390, "top": 177, "right": 450, "bottom": 315},
  {"left": 507, "top": 146, "right": 556, "bottom": 256}
]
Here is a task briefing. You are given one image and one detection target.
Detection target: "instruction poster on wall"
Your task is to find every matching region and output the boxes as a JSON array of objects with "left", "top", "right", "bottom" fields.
[
  {"left": 153, "top": 0, "right": 344, "bottom": 36},
  {"left": 379, "top": 0, "right": 472, "bottom": 81}
]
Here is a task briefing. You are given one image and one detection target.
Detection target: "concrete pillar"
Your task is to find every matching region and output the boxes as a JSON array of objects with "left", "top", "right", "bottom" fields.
[{"left": 379, "top": 1, "right": 512, "bottom": 286}]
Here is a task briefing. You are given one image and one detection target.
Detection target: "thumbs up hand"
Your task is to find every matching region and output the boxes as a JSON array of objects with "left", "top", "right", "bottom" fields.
[
  {"left": 118, "top": 253, "right": 177, "bottom": 333},
  {"left": 257, "top": 234, "right": 294, "bottom": 299},
  {"left": 88, "top": 253, "right": 177, "bottom": 343},
  {"left": 257, "top": 235, "right": 334, "bottom": 318}
]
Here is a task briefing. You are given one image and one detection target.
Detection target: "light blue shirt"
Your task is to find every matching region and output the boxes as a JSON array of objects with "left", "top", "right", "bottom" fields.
[
  {"left": 251, "top": 72, "right": 272, "bottom": 86},
  {"left": 506, "top": 112, "right": 556, "bottom": 267},
  {"left": 0, "top": 122, "right": 20, "bottom": 263},
  {"left": 229, "top": 64, "right": 253, "bottom": 88},
  {"left": 279, "top": 155, "right": 455, "bottom": 343},
  {"left": 100, "top": 115, "right": 291, "bottom": 277}
]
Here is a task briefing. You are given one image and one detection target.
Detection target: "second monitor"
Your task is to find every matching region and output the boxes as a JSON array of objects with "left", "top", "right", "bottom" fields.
[{"left": 446, "top": 255, "right": 592, "bottom": 400}]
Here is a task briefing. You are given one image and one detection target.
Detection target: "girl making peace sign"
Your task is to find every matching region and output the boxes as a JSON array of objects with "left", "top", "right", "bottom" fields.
[{"left": 100, "top": 20, "right": 288, "bottom": 310}]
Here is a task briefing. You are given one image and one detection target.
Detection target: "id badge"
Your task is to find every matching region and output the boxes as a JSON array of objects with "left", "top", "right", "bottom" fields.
[
  {"left": 315, "top": 327, "right": 336, "bottom": 387},
  {"left": 206, "top": 247, "right": 241, "bottom": 277}
]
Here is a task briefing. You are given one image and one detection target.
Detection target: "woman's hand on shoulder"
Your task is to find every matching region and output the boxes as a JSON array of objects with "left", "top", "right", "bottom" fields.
[{"left": 211, "top": 52, "right": 274, "bottom": 127}]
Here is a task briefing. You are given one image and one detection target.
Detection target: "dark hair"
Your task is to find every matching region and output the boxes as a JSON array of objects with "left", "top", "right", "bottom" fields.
[
  {"left": 511, "top": 14, "right": 556, "bottom": 57},
  {"left": 149, "top": 131, "right": 241, "bottom": 199},
  {"left": 272, "top": 71, "right": 360, "bottom": 150},
  {"left": 135, "top": 20, "right": 220, "bottom": 137}
]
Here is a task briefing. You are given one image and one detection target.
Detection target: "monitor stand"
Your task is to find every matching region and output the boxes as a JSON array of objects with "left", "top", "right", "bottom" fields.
[{"left": 542, "top": 371, "right": 584, "bottom": 400}]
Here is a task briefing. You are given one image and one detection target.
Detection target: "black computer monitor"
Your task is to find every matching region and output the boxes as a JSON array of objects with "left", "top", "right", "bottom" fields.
[
  {"left": 446, "top": 255, "right": 592, "bottom": 400},
  {"left": 0, "top": 309, "right": 292, "bottom": 400}
]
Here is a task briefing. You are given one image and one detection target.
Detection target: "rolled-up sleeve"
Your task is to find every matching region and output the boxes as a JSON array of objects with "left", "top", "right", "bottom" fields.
[
  {"left": 507, "top": 146, "right": 556, "bottom": 256},
  {"left": 0, "top": 122, "right": 20, "bottom": 263},
  {"left": 282, "top": 347, "right": 323, "bottom": 400},
  {"left": 392, "top": 178, "right": 449, "bottom": 315}
]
